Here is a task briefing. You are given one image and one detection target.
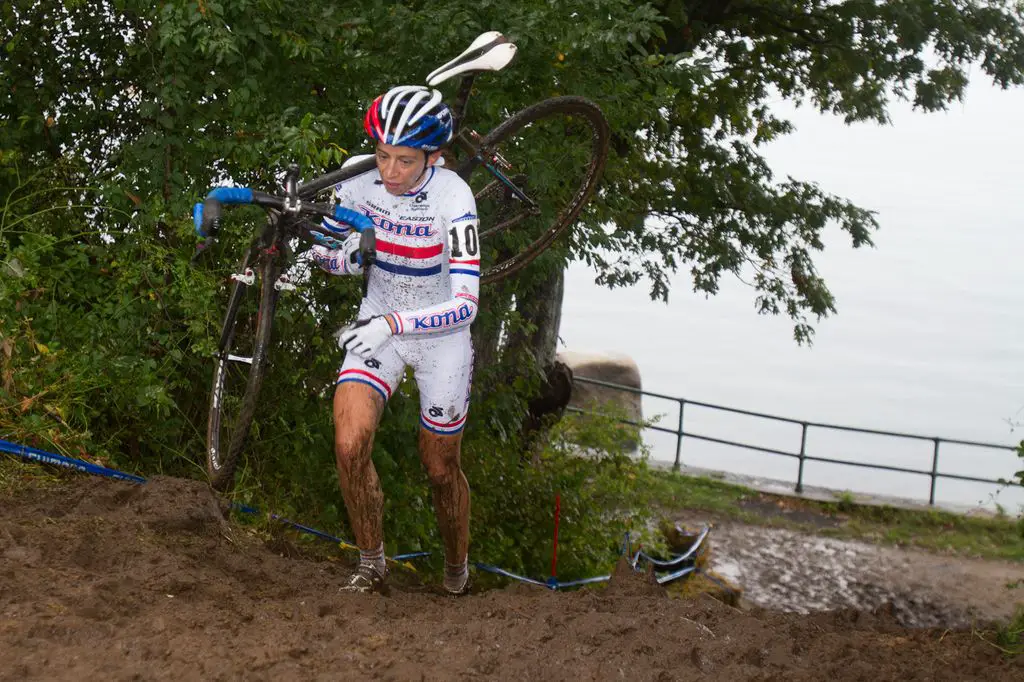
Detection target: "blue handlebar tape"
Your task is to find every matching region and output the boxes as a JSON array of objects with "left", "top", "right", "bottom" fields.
[
  {"left": 192, "top": 202, "right": 205, "bottom": 236},
  {"left": 207, "top": 187, "right": 254, "bottom": 204},
  {"left": 334, "top": 206, "right": 374, "bottom": 233},
  {"left": 194, "top": 187, "right": 253, "bottom": 237}
]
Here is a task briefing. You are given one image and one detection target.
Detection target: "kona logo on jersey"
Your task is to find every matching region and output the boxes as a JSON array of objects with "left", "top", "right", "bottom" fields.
[
  {"left": 364, "top": 210, "right": 435, "bottom": 238},
  {"left": 411, "top": 303, "right": 474, "bottom": 330},
  {"left": 311, "top": 251, "right": 340, "bottom": 271},
  {"left": 452, "top": 211, "right": 477, "bottom": 223}
]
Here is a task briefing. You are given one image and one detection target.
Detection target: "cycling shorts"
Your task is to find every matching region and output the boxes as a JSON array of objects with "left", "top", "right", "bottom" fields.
[{"left": 337, "top": 325, "right": 473, "bottom": 435}]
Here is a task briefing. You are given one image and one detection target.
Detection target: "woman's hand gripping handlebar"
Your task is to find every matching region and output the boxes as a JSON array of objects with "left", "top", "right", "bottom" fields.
[{"left": 191, "top": 186, "right": 377, "bottom": 272}]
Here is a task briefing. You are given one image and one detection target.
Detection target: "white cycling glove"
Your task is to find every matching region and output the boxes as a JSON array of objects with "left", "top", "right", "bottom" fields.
[
  {"left": 337, "top": 316, "right": 393, "bottom": 358},
  {"left": 311, "top": 231, "right": 362, "bottom": 275},
  {"left": 339, "top": 231, "right": 363, "bottom": 274}
]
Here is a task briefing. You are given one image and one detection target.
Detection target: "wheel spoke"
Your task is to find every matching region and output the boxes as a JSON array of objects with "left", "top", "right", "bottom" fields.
[
  {"left": 206, "top": 251, "right": 280, "bottom": 491},
  {"left": 461, "top": 97, "right": 609, "bottom": 285}
]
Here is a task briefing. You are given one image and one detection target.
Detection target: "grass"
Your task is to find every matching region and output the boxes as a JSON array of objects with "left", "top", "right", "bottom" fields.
[
  {"left": 994, "top": 607, "right": 1024, "bottom": 655},
  {"left": 974, "top": 607, "right": 1024, "bottom": 657},
  {"left": 0, "top": 455, "right": 74, "bottom": 496},
  {"left": 645, "top": 468, "right": 1024, "bottom": 563}
]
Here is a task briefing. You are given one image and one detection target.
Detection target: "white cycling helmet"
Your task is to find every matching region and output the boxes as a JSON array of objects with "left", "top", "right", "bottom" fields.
[{"left": 363, "top": 85, "right": 454, "bottom": 151}]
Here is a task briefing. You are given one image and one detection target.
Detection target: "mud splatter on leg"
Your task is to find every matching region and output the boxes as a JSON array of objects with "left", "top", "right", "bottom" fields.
[
  {"left": 333, "top": 382, "right": 386, "bottom": 551},
  {"left": 418, "top": 428, "right": 470, "bottom": 565}
]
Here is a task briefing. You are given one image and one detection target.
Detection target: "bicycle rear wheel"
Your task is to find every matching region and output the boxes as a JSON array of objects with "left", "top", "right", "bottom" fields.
[
  {"left": 206, "top": 244, "right": 281, "bottom": 491},
  {"left": 459, "top": 96, "right": 609, "bottom": 285}
]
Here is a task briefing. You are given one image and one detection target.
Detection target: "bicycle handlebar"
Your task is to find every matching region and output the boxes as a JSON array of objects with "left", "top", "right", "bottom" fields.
[{"left": 192, "top": 187, "right": 374, "bottom": 240}]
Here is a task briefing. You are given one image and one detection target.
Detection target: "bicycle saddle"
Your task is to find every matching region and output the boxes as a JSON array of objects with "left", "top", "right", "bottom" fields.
[{"left": 426, "top": 31, "right": 517, "bottom": 86}]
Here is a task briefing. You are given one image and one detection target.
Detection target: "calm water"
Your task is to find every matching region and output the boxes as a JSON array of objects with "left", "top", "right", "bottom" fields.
[{"left": 560, "top": 81, "right": 1024, "bottom": 512}]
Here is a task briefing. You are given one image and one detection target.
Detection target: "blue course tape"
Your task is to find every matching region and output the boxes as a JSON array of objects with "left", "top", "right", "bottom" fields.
[
  {"left": 3, "top": 439, "right": 714, "bottom": 592},
  {"left": 473, "top": 562, "right": 553, "bottom": 589},
  {"left": 633, "top": 526, "right": 711, "bottom": 569},
  {"left": 656, "top": 566, "right": 697, "bottom": 585},
  {"left": 555, "top": 575, "right": 611, "bottom": 589},
  {"left": 1, "top": 439, "right": 146, "bottom": 484},
  {"left": 232, "top": 503, "right": 348, "bottom": 544},
  {"left": 0, "top": 441, "right": 425, "bottom": 561}
]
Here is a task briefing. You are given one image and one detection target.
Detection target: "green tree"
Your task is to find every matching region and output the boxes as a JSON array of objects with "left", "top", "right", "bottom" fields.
[
  {"left": 3, "top": 1, "right": 1024, "bottom": 580},
  {"left": 613, "top": 0, "right": 1024, "bottom": 342},
  {"left": 7, "top": 1, "right": 1023, "bottom": 338}
]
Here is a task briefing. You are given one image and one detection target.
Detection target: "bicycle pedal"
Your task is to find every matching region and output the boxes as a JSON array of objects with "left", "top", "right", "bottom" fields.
[
  {"left": 231, "top": 268, "right": 255, "bottom": 285},
  {"left": 274, "top": 274, "right": 296, "bottom": 291}
]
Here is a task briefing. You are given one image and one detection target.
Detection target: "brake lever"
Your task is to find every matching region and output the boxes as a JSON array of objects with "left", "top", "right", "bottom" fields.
[
  {"left": 359, "top": 228, "right": 376, "bottom": 267},
  {"left": 359, "top": 229, "right": 375, "bottom": 298}
]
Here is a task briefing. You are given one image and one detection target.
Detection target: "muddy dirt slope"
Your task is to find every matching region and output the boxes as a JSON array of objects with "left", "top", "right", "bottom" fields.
[{"left": 1, "top": 474, "right": 1021, "bottom": 681}]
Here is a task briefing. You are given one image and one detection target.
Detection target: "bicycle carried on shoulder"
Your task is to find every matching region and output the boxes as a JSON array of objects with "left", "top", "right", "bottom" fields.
[{"left": 194, "top": 31, "right": 610, "bottom": 491}]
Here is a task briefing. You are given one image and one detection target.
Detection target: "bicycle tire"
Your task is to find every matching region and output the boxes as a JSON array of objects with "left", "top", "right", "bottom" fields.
[
  {"left": 206, "top": 245, "right": 282, "bottom": 491},
  {"left": 459, "top": 96, "right": 610, "bottom": 285}
]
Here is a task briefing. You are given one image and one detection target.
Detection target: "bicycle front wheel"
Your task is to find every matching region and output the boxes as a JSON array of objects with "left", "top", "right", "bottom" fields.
[
  {"left": 460, "top": 96, "right": 610, "bottom": 285},
  {"left": 206, "top": 246, "right": 281, "bottom": 492}
]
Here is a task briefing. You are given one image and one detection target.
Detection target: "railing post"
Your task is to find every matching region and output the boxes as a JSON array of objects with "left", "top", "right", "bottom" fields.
[
  {"left": 929, "top": 438, "right": 940, "bottom": 506},
  {"left": 796, "top": 423, "right": 808, "bottom": 494},
  {"left": 673, "top": 399, "right": 686, "bottom": 471}
]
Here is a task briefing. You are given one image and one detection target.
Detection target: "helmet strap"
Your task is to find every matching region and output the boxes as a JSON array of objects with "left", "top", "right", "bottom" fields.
[{"left": 414, "top": 152, "right": 430, "bottom": 184}]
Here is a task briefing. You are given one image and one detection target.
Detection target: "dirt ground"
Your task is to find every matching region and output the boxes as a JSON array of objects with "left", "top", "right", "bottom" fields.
[{"left": 2, "top": 473, "right": 1023, "bottom": 681}]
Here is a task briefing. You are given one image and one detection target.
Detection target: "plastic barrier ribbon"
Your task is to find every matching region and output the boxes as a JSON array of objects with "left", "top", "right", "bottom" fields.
[
  {"left": 1, "top": 439, "right": 145, "bottom": 484},
  {"left": 2, "top": 439, "right": 715, "bottom": 591}
]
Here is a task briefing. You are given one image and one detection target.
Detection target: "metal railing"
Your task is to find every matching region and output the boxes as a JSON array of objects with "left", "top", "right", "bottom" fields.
[{"left": 572, "top": 376, "right": 1021, "bottom": 506}]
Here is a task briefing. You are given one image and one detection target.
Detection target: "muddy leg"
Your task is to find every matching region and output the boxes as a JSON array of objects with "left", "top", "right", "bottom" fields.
[
  {"left": 417, "top": 428, "right": 470, "bottom": 567},
  {"left": 333, "top": 382, "right": 386, "bottom": 551}
]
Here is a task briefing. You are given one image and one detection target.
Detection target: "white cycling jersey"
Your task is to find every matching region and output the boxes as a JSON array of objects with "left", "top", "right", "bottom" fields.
[
  {"left": 310, "top": 164, "right": 480, "bottom": 434},
  {"left": 314, "top": 164, "right": 481, "bottom": 335}
]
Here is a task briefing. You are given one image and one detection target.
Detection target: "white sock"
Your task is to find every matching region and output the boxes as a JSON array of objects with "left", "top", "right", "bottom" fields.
[{"left": 359, "top": 543, "right": 387, "bottom": 576}]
